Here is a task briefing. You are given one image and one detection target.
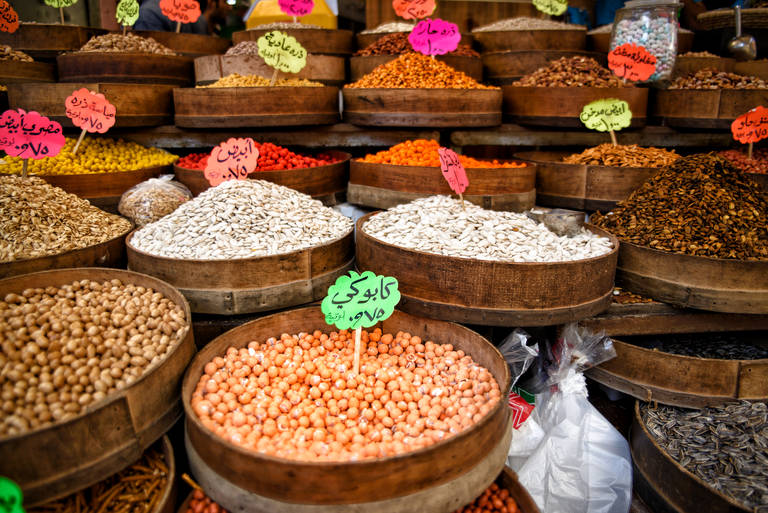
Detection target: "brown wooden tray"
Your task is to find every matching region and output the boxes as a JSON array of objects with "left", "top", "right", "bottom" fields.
[
  {"left": 342, "top": 87, "right": 502, "bottom": 127},
  {"left": 652, "top": 89, "right": 768, "bottom": 129},
  {"left": 0, "top": 61, "right": 55, "bottom": 84},
  {"left": 473, "top": 28, "right": 586, "bottom": 52},
  {"left": 673, "top": 56, "right": 735, "bottom": 77},
  {"left": 350, "top": 54, "right": 482, "bottom": 81},
  {"left": 0, "top": 23, "right": 106, "bottom": 60},
  {"left": 57, "top": 52, "right": 194, "bottom": 85},
  {"left": 356, "top": 31, "right": 473, "bottom": 50},
  {"left": 0, "top": 268, "right": 195, "bottom": 506},
  {"left": 232, "top": 28, "right": 354, "bottom": 55},
  {"left": 133, "top": 31, "right": 231, "bottom": 57},
  {"left": 174, "top": 86, "right": 340, "bottom": 127},
  {"left": 195, "top": 53, "right": 346, "bottom": 86},
  {"left": 733, "top": 59, "right": 768, "bottom": 80},
  {"left": 483, "top": 50, "right": 605, "bottom": 85}
]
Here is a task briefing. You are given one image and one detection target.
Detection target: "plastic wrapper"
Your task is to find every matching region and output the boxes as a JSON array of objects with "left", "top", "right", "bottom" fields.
[{"left": 118, "top": 175, "right": 191, "bottom": 226}]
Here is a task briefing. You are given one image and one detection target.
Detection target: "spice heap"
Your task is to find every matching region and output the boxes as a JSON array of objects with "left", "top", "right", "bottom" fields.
[
  {"left": 612, "top": 287, "right": 654, "bottom": 304},
  {"left": 177, "top": 143, "right": 341, "bottom": 171},
  {"left": 0, "top": 278, "right": 187, "bottom": 435},
  {"left": 678, "top": 50, "right": 720, "bottom": 58},
  {"left": 225, "top": 41, "right": 260, "bottom": 56},
  {"left": 29, "top": 446, "right": 169, "bottom": 513},
  {"left": 354, "top": 32, "right": 479, "bottom": 57},
  {"left": 719, "top": 148, "right": 768, "bottom": 174},
  {"left": 0, "top": 138, "right": 178, "bottom": 176},
  {"left": 363, "top": 196, "right": 613, "bottom": 262},
  {"left": 455, "top": 483, "right": 521, "bottom": 513},
  {"left": 79, "top": 33, "right": 176, "bottom": 55},
  {"left": 562, "top": 144, "right": 680, "bottom": 167},
  {"left": 642, "top": 401, "right": 768, "bottom": 510},
  {"left": 512, "top": 56, "right": 626, "bottom": 87},
  {"left": 360, "top": 21, "right": 416, "bottom": 34},
  {"left": 473, "top": 17, "right": 585, "bottom": 31},
  {"left": 669, "top": 68, "right": 768, "bottom": 89},
  {"left": 0, "top": 177, "right": 132, "bottom": 262},
  {"left": 0, "top": 45, "right": 33, "bottom": 62},
  {"left": 191, "top": 327, "right": 501, "bottom": 461},
  {"left": 346, "top": 53, "right": 496, "bottom": 89},
  {"left": 629, "top": 332, "right": 768, "bottom": 360},
  {"left": 130, "top": 180, "right": 353, "bottom": 260},
  {"left": 591, "top": 154, "right": 768, "bottom": 260},
  {"left": 253, "top": 21, "right": 322, "bottom": 30},
  {"left": 200, "top": 73, "right": 323, "bottom": 88},
  {"left": 184, "top": 490, "right": 229, "bottom": 513},
  {"left": 359, "top": 139, "right": 526, "bottom": 168}
]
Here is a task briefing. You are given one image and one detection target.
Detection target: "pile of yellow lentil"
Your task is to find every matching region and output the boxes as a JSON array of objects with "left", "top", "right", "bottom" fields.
[{"left": 201, "top": 74, "right": 323, "bottom": 88}]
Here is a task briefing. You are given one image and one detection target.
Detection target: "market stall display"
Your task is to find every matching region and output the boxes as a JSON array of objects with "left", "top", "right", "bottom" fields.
[
  {"left": 482, "top": 50, "right": 605, "bottom": 85},
  {"left": 674, "top": 51, "right": 735, "bottom": 76},
  {"left": 471, "top": 17, "right": 587, "bottom": 52},
  {"left": 233, "top": 25, "right": 353, "bottom": 55},
  {"left": 0, "top": 44, "right": 55, "bottom": 84},
  {"left": 0, "top": 23, "right": 106, "bottom": 60}
]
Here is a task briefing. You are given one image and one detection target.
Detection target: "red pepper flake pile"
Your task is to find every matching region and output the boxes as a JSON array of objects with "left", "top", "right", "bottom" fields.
[{"left": 177, "top": 143, "right": 340, "bottom": 171}]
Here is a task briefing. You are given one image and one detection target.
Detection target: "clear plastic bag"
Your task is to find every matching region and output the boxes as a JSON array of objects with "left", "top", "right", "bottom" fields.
[{"left": 118, "top": 175, "right": 192, "bottom": 227}]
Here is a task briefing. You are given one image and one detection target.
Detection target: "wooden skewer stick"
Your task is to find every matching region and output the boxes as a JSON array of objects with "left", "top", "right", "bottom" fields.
[
  {"left": 353, "top": 326, "right": 362, "bottom": 375},
  {"left": 72, "top": 127, "right": 87, "bottom": 155}
]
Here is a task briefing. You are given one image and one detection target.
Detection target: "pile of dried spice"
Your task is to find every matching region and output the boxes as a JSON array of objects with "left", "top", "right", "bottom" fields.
[
  {"left": 668, "top": 68, "right": 768, "bottom": 89},
  {"left": 591, "top": 153, "right": 768, "bottom": 260},
  {"left": 512, "top": 56, "right": 626, "bottom": 87},
  {"left": 359, "top": 139, "right": 526, "bottom": 168},
  {"left": 562, "top": 144, "right": 680, "bottom": 167},
  {"left": 354, "top": 32, "right": 479, "bottom": 57},
  {"left": 200, "top": 74, "right": 323, "bottom": 88}
]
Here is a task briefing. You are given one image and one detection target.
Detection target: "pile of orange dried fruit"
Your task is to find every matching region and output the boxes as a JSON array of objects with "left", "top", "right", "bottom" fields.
[{"left": 358, "top": 139, "right": 527, "bottom": 168}]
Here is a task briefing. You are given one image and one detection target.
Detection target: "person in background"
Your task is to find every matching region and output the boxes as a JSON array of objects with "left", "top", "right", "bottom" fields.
[{"left": 134, "top": 0, "right": 231, "bottom": 35}]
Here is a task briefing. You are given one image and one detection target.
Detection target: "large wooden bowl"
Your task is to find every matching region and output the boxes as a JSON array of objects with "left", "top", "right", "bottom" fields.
[
  {"left": 0, "top": 24, "right": 105, "bottom": 60},
  {"left": 233, "top": 28, "right": 353, "bottom": 55},
  {"left": 347, "top": 159, "right": 535, "bottom": 211},
  {"left": 356, "top": 31, "right": 473, "bottom": 49},
  {"left": 0, "top": 268, "right": 195, "bottom": 506},
  {"left": 483, "top": 50, "right": 605, "bottom": 85},
  {"left": 182, "top": 306, "right": 511, "bottom": 508},
  {"left": 473, "top": 28, "right": 586, "bottom": 52},
  {"left": 733, "top": 59, "right": 768, "bottom": 80},
  {"left": 357, "top": 214, "right": 619, "bottom": 326},
  {"left": 0, "top": 61, "right": 55, "bottom": 84},
  {"left": 653, "top": 89, "right": 768, "bottom": 129},
  {"left": 133, "top": 31, "right": 231, "bottom": 57},
  {"left": 350, "top": 54, "right": 482, "bottom": 81},
  {"left": 57, "top": 52, "right": 194, "bottom": 85},
  {"left": 195, "top": 54, "right": 346, "bottom": 86},
  {"left": 342, "top": 87, "right": 502, "bottom": 127},
  {"left": 673, "top": 55, "right": 735, "bottom": 77}
]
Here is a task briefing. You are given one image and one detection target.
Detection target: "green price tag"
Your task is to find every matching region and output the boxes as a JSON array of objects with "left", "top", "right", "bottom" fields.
[
  {"left": 44, "top": 0, "right": 78, "bottom": 7},
  {"left": 116, "top": 0, "right": 140, "bottom": 26},
  {"left": 321, "top": 271, "right": 400, "bottom": 331},
  {"left": 579, "top": 98, "right": 632, "bottom": 132},
  {"left": 532, "top": 0, "right": 567, "bottom": 16},
  {"left": 0, "top": 477, "right": 24, "bottom": 513},
  {"left": 257, "top": 30, "right": 308, "bottom": 74}
]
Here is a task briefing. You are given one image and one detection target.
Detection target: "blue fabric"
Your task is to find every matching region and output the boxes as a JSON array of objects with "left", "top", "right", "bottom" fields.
[
  {"left": 595, "top": 0, "right": 626, "bottom": 26},
  {"left": 135, "top": 0, "right": 208, "bottom": 34}
]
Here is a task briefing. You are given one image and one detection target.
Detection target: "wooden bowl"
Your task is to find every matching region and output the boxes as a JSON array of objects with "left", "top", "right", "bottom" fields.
[
  {"left": 126, "top": 229, "right": 355, "bottom": 315},
  {"left": 0, "top": 268, "right": 195, "bottom": 506},
  {"left": 653, "top": 89, "right": 768, "bottom": 129},
  {"left": 515, "top": 150, "right": 659, "bottom": 211},
  {"left": 233, "top": 28, "right": 354, "bottom": 56},
  {"left": 195, "top": 54, "right": 346, "bottom": 86},
  {"left": 0, "top": 23, "right": 106, "bottom": 60},
  {"left": 350, "top": 54, "right": 482, "bottom": 81},
  {"left": 357, "top": 214, "right": 619, "bottom": 326},
  {"left": 483, "top": 50, "right": 605, "bottom": 85},
  {"left": 347, "top": 159, "right": 535, "bottom": 211},
  {"left": 133, "top": 31, "right": 231, "bottom": 57},
  {"left": 496, "top": 467, "right": 541, "bottom": 513},
  {"left": 503, "top": 85, "right": 648, "bottom": 127},
  {"left": 673, "top": 56, "right": 735, "bottom": 77},
  {"left": 356, "top": 31, "right": 474, "bottom": 50},
  {"left": 57, "top": 52, "right": 194, "bottom": 85},
  {"left": 0, "top": 61, "right": 55, "bottom": 84},
  {"left": 342, "top": 87, "right": 502, "bottom": 127},
  {"left": 473, "top": 28, "right": 586, "bottom": 52},
  {"left": 733, "top": 59, "right": 768, "bottom": 80},
  {"left": 173, "top": 86, "right": 340, "bottom": 128},
  {"left": 182, "top": 306, "right": 511, "bottom": 510},
  {"left": 588, "top": 30, "right": 694, "bottom": 54}
]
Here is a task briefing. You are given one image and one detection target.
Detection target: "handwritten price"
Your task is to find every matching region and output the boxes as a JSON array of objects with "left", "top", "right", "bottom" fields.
[
  {"left": 608, "top": 43, "right": 657, "bottom": 82},
  {"left": 579, "top": 99, "right": 632, "bottom": 132},
  {"left": 257, "top": 30, "right": 307, "bottom": 73},
  {"left": 278, "top": 0, "right": 314, "bottom": 17},
  {"left": 0, "top": 109, "right": 66, "bottom": 160},
  {"left": 392, "top": 0, "right": 436, "bottom": 20},
  {"left": 408, "top": 18, "right": 460, "bottom": 56},
  {"left": 438, "top": 147, "right": 469, "bottom": 195},
  {"left": 116, "top": 0, "right": 140, "bottom": 26},
  {"left": 159, "top": 0, "right": 201, "bottom": 24},
  {"left": 0, "top": 0, "right": 19, "bottom": 34},
  {"left": 732, "top": 106, "right": 768, "bottom": 144},
  {"left": 65, "top": 88, "right": 116, "bottom": 133},
  {"left": 204, "top": 137, "right": 259, "bottom": 187},
  {"left": 321, "top": 271, "right": 400, "bottom": 331},
  {"left": 44, "top": 0, "right": 78, "bottom": 7}
]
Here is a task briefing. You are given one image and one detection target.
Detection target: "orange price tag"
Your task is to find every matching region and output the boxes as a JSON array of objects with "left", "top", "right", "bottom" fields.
[
  {"left": 65, "top": 88, "right": 116, "bottom": 133},
  {"left": 392, "top": 0, "right": 436, "bottom": 20},
  {"left": 0, "top": 0, "right": 18, "bottom": 33},
  {"left": 608, "top": 43, "right": 657, "bottom": 82},
  {"left": 438, "top": 147, "right": 468, "bottom": 195},
  {"left": 731, "top": 106, "right": 768, "bottom": 144},
  {"left": 159, "top": 0, "right": 201, "bottom": 24},
  {"left": 204, "top": 138, "right": 259, "bottom": 187}
]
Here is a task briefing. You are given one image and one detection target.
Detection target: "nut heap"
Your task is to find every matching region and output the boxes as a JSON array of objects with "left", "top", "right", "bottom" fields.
[
  {"left": 0, "top": 176, "right": 132, "bottom": 263},
  {"left": 562, "top": 144, "right": 680, "bottom": 167},
  {"left": 225, "top": 41, "right": 260, "bottom": 56},
  {"left": 360, "top": 21, "right": 416, "bottom": 34},
  {"left": 253, "top": 22, "right": 322, "bottom": 30},
  {"left": 591, "top": 153, "right": 768, "bottom": 260},
  {"left": 199, "top": 74, "right": 323, "bottom": 88},
  {"left": 0, "top": 45, "right": 33, "bottom": 62},
  {"left": 0, "top": 278, "right": 188, "bottom": 436},
  {"left": 79, "top": 33, "right": 176, "bottom": 55},
  {"left": 668, "top": 68, "right": 768, "bottom": 89},
  {"left": 354, "top": 32, "right": 479, "bottom": 57},
  {"left": 130, "top": 179, "right": 353, "bottom": 260},
  {"left": 512, "top": 56, "right": 626, "bottom": 87},
  {"left": 473, "top": 17, "right": 585, "bottom": 31},
  {"left": 678, "top": 51, "right": 720, "bottom": 58},
  {"left": 456, "top": 483, "right": 521, "bottom": 513},
  {"left": 719, "top": 148, "right": 768, "bottom": 174}
]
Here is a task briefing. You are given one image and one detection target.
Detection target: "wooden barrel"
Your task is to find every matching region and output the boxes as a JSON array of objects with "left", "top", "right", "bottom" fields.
[
  {"left": 483, "top": 50, "right": 605, "bottom": 85},
  {"left": 473, "top": 29, "right": 587, "bottom": 52},
  {"left": 0, "top": 61, "right": 55, "bottom": 84},
  {"left": 652, "top": 89, "right": 768, "bottom": 129},
  {"left": 0, "top": 24, "right": 105, "bottom": 60},
  {"left": 350, "top": 54, "right": 482, "bottom": 81},
  {"left": 174, "top": 86, "right": 340, "bottom": 128},
  {"left": 347, "top": 159, "right": 536, "bottom": 211},
  {"left": 342, "top": 88, "right": 502, "bottom": 127},
  {"left": 133, "top": 31, "right": 231, "bottom": 57},
  {"left": 631, "top": 402, "right": 752, "bottom": 513},
  {"left": 503, "top": 85, "right": 648, "bottom": 127},
  {"left": 182, "top": 306, "right": 511, "bottom": 510},
  {"left": 615, "top": 240, "right": 768, "bottom": 314},
  {"left": 588, "top": 30, "right": 694, "bottom": 53},
  {"left": 126, "top": 229, "right": 355, "bottom": 315},
  {"left": 733, "top": 59, "right": 768, "bottom": 80},
  {"left": 356, "top": 31, "right": 474, "bottom": 49},
  {"left": 0, "top": 268, "right": 195, "bottom": 506},
  {"left": 194, "top": 54, "right": 346, "bottom": 86},
  {"left": 515, "top": 150, "right": 658, "bottom": 211},
  {"left": 57, "top": 52, "right": 194, "bottom": 85},
  {"left": 357, "top": 214, "right": 619, "bottom": 326},
  {"left": 7, "top": 83, "right": 175, "bottom": 127},
  {"left": 173, "top": 150, "right": 351, "bottom": 204},
  {"left": 232, "top": 28, "right": 354, "bottom": 56},
  {"left": 673, "top": 56, "right": 735, "bottom": 77}
]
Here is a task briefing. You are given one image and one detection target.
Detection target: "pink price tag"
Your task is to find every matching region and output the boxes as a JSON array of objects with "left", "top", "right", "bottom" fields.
[
  {"left": 438, "top": 147, "right": 469, "bottom": 195},
  {"left": 65, "top": 88, "right": 117, "bottom": 134},
  {"left": 408, "top": 18, "right": 460, "bottom": 56},
  {"left": 0, "top": 109, "right": 65, "bottom": 160},
  {"left": 204, "top": 138, "right": 259, "bottom": 187},
  {"left": 159, "top": 0, "right": 201, "bottom": 24},
  {"left": 278, "top": 0, "right": 314, "bottom": 17}
]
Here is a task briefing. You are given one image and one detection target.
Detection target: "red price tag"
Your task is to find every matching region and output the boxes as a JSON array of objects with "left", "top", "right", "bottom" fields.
[
  {"left": 438, "top": 147, "right": 469, "bottom": 195},
  {"left": 0, "top": 109, "right": 66, "bottom": 160},
  {"left": 0, "top": 0, "right": 19, "bottom": 33},
  {"left": 278, "top": 0, "right": 314, "bottom": 17},
  {"left": 204, "top": 138, "right": 259, "bottom": 187},
  {"left": 159, "top": 0, "right": 201, "bottom": 24},
  {"left": 65, "top": 88, "right": 116, "bottom": 134},
  {"left": 731, "top": 106, "right": 768, "bottom": 144},
  {"left": 392, "top": 0, "right": 436, "bottom": 20},
  {"left": 608, "top": 43, "right": 657, "bottom": 82},
  {"left": 408, "top": 18, "right": 460, "bottom": 56}
]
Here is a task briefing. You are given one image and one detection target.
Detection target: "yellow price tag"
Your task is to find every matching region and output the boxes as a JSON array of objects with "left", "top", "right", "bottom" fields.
[
  {"left": 257, "top": 31, "right": 308, "bottom": 74},
  {"left": 580, "top": 98, "right": 632, "bottom": 132},
  {"left": 532, "top": 0, "right": 567, "bottom": 16}
]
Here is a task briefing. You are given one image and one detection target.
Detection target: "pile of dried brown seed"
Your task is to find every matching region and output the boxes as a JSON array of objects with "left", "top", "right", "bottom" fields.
[{"left": 563, "top": 144, "right": 680, "bottom": 168}]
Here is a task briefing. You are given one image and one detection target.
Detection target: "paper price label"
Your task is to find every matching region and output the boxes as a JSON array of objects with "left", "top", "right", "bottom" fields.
[
  {"left": 278, "top": 0, "right": 314, "bottom": 17},
  {"left": 608, "top": 43, "right": 657, "bottom": 82},
  {"left": 0, "top": 1, "right": 19, "bottom": 34},
  {"left": 257, "top": 30, "right": 307, "bottom": 73},
  {"left": 392, "top": 0, "right": 436, "bottom": 20},
  {"left": 0, "top": 478, "right": 24, "bottom": 513},
  {"left": 0, "top": 109, "right": 66, "bottom": 160},
  {"left": 65, "top": 88, "right": 117, "bottom": 133},
  {"left": 409, "top": 18, "right": 460, "bottom": 56},
  {"left": 438, "top": 147, "right": 469, "bottom": 195},
  {"left": 116, "top": 0, "right": 140, "bottom": 26},
  {"left": 532, "top": 0, "right": 567, "bottom": 16},
  {"left": 731, "top": 106, "right": 768, "bottom": 144},
  {"left": 321, "top": 271, "right": 400, "bottom": 331},
  {"left": 204, "top": 137, "right": 259, "bottom": 187},
  {"left": 44, "top": 0, "right": 78, "bottom": 7},
  {"left": 159, "top": 0, "right": 201, "bottom": 24},
  {"left": 579, "top": 99, "right": 632, "bottom": 132}
]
